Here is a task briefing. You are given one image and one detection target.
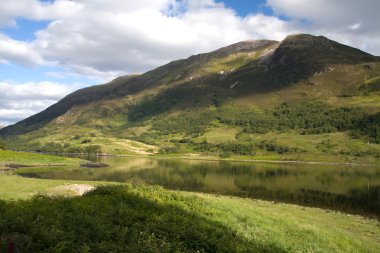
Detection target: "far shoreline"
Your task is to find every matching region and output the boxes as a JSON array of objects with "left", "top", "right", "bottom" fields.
[
  {"left": 111, "top": 154, "right": 378, "bottom": 166},
  {"left": 4, "top": 149, "right": 379, "bottom": 167},
  {"left": 23, "top": 150, "right": 378, "bottom": 167}
]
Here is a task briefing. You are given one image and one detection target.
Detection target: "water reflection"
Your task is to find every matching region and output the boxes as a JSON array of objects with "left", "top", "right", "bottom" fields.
[{"left": 18, "top": 157, "right": 380, "bottom": 217}]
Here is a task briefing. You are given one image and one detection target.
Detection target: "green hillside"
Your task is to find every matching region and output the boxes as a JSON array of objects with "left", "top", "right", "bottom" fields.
[{"left": 1, "top": 34, "right": 380, "bottom": 163}]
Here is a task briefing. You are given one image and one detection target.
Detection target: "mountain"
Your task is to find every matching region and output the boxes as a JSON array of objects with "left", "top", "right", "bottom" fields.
[{"left": 1, "top": 34, "right": 380, "bottom": 162}]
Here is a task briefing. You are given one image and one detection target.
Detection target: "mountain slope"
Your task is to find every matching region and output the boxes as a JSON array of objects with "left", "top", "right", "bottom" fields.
[{"left": 1, "top": 34, "right": 380, "bottom": 162}]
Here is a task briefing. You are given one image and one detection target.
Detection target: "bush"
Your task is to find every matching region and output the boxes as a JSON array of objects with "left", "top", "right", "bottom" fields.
[
  {"left": 81, "top": 139, "right": 92, "bottom": 144},
  {"left": 66, "top": 146, "right": 84, "bottom": 154},
  {"left": 83, "top": 145, "right": 102, "bottom": 155},
  {"left": 193, "top": 141, "right": 255, "bottom": 156}
]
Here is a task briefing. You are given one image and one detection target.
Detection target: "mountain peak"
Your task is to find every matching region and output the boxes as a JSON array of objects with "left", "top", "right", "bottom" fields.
[
  {"left": 1, "top": 34, "right": 379, "bottom": 137},
  {"left": 268, "top": 33, "right": 375, "bottom": 68},
  {"left": 215, "top": 39, "right": 278, "bottom": 55},
  {"left": 283, "top": 33, "right": 329, "bottom": 42},
  {"left": 279, "top": 34, "right": 340, "bottom": 51}
]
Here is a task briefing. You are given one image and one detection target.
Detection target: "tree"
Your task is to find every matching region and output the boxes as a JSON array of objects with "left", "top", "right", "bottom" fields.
[
  {"left": 0, "top": 139, "right": 7, "bottom": 150},
  {"left": 84, "top": 145, "right": 102, "bottom": 155}
]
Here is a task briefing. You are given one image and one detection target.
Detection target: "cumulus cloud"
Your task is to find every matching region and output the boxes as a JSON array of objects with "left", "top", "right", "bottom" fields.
[
  {"left": 0, "top": 0, "right": 83, "bottom": 26},
  {"left": 32, "top": 0, "right": 250, "bottom": 76},
  {"left": 1, "top": 0, "right": 297, "bottom": 80},
  {"left": 0, "top": 34, "right": 46, "bottom": 67},
  {"left": 267, "top": 0, "right": 380, "bottom": 55},
  {"left": 0, "top": 81, "right": 77, "bottom": 125},
  {"left": 267, "top": 0, "right": 378, "bottom": 28}
]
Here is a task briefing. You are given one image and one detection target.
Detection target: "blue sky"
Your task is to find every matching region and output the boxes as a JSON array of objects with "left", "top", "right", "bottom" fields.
[
  {"left": 216, "top": 0, "right": 272, "bottom": 16},
  {"left": 2, "top": 18, "right": 50, "bottom": 41},
  {"left": 0, "top": 0, "right": 379, "bottom": 125}
]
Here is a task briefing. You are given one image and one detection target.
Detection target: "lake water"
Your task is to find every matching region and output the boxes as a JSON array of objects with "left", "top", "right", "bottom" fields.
[{"left": 18, "top": 156, "right": 380, "bottom": 217}]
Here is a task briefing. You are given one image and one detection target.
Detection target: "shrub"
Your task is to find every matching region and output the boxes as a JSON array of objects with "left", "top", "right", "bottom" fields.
[{"left": 83, "top": 145, "right": 102, "bottom": 154}]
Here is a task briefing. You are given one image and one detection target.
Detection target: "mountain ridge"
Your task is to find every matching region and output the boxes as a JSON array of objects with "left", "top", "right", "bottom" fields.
[
  {"left": 1, "top": 34, "right": 380, "bottom": 163},
  {"left": 2, "top": 33, "right": 378, "bottom": 136}
]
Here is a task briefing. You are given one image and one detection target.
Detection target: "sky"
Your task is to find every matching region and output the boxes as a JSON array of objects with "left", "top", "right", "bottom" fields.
[{"left": 0, "top": 0, "right": 379, "bottom": 126}]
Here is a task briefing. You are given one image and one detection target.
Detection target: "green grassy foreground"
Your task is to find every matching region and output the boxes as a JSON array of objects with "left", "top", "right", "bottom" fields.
[{"left": 0, "top": 184, "right": 379, "bottom": 253}]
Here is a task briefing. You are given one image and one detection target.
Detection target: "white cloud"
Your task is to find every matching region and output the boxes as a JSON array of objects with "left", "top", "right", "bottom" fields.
[
  {"left": 1, "top": 0, "right": 297, "bottom": 81},
  {"left": 349, "top": 23, "right": 361, "bottom": 31},
  {"left": 0, "top": 0, "right": 83, "bottom": 26},
  {"left": 267, "top": 0, "right": 378, "bottom": 28},
  {"left": 267, "top": 0, "right": 380, "bottom": 55},
  {"left": 0, "top": 81, "right": 78, "bottom": 125},
  {"left": 32, "top": 0, "right": 250, "bottom": 76},
  {"left": 244, "top": 14, "right": 299, "bottom": 41},
  {"left": 0, "top": 34, "right": 45, "bottom": 67}
]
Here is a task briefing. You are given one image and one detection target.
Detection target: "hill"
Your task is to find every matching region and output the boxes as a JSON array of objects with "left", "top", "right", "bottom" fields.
[{"left": 1, "top": 34, "right": 380, "bottom": 163}]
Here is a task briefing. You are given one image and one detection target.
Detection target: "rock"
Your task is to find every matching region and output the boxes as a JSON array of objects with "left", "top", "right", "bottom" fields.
[
  {"left": 80, "top": 162, "right": 108, "bottom": 168},
  {"left": 8, "top": 164, "right": 31, "bottom": 169}
]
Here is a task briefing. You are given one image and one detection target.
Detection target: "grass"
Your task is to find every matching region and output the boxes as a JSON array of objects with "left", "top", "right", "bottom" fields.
[
  {"left": 201, "top": 193, "right": 380, "bottom": 253},
  {"left": 0, "top": 184, "right": 379, "bottom": 253},
  {"left": 7, "top": 126, "right": 158, "bottom": 155},
  {"left": 200, "top": 126, "right": 240, "bottom": 143},
  {"left": 0, "top": 149, "right": 84, "bottom": 166},
  {"left": 0, "top": 173, "right": 107, "bottom": 200}
]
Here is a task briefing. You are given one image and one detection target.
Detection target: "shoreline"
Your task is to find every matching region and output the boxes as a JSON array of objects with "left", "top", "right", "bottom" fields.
[
  {"left": 101, "top": 153, "right": 378, "bottom": 166},
  {"left": 10, "top": 150, "right": 379, "bottom": 166}
]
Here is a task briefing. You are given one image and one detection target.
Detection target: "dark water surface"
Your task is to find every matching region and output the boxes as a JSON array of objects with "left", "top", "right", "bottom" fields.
[{"left": 18, "top": 156, "right": 380, "bottom": 217}]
